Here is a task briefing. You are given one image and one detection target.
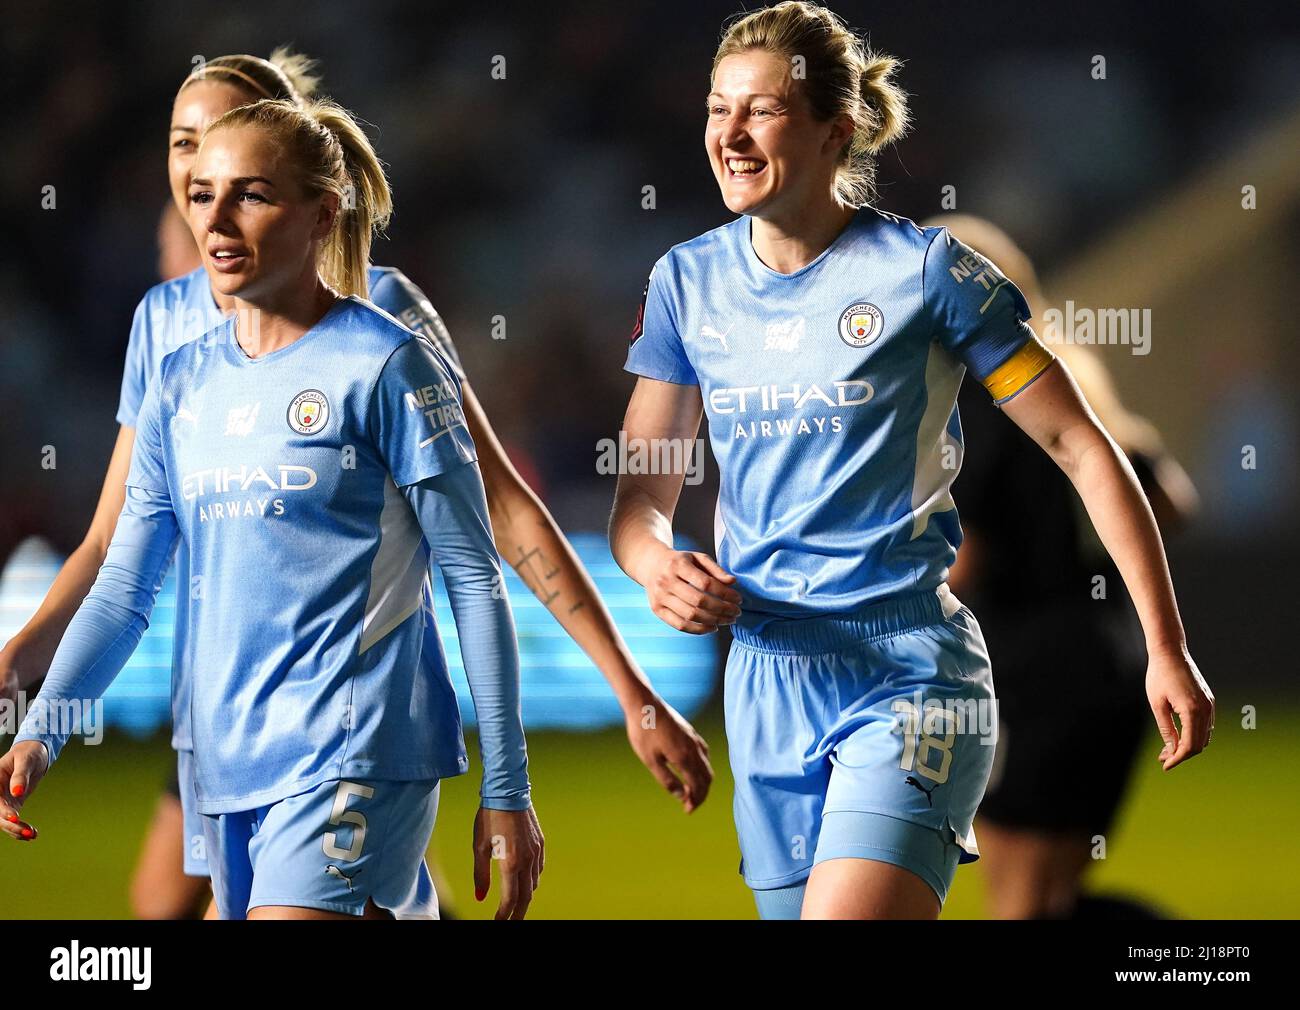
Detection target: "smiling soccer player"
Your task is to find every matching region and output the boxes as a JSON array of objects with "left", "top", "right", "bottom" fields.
[{"left": 610, "top": 0, "right": 1213, "bottom": 921}]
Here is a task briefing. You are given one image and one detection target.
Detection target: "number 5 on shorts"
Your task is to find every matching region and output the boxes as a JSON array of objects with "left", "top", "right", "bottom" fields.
[{"left": 323, "top": 781, "right": 375, "bottom": 862}]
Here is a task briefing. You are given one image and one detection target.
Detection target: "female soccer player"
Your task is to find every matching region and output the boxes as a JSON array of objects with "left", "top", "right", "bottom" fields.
[
  {"left": 0, "top": 50, "right": 712, "bottom": 917},
  {"left": 609, "top": 0, "right": 1214, "bottom": 920},
  {"left": 1, "top": 97, "right": 544, "bottom": 919}
]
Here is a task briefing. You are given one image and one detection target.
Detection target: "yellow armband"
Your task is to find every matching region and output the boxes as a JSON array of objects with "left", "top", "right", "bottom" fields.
[{"left": 981, "top": 338, "right": 1056, "bottom": 404}]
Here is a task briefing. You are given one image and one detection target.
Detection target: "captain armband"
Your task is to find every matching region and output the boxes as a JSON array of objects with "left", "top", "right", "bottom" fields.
[{"left": 982, "top": 336, "right": 1056, "bottom": 405}]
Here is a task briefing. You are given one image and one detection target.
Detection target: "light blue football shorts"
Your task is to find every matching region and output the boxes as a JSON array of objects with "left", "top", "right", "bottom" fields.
[
  {"left": 201, "top": 776, "right": 441, "bottom": 919},
  {"left": 724, "top": 584, "right": 997, "bottom": 911}
]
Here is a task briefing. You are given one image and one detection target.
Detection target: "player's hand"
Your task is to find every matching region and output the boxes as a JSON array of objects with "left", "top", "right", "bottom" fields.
[
  {"left": 1145, "top": 646, "right": 1214, "bottom": 770},
  {"left": 472, "top": 805, "right": 544, "bottom": 920},
  {"left": 644, "top": 548, "right": 741, "bottom": 634},
  {"left": 0, "top": 643, "right": 24, "bottom": 708},
  {"left": 0, "top": 741, "right": 49, "bottom": 841},
  {"left": 624, "top": 695, "right": 713, "bottom": 813}
]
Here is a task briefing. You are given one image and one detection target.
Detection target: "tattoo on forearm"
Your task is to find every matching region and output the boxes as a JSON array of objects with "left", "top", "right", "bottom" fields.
[{"left": 512, "top": 544, "right": 561, "bottom": 607}]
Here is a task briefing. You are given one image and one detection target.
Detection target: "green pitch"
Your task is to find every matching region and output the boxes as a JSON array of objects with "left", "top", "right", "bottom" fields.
[{"left": 0, "top": 706, "right": 1290, "bottom": 919}]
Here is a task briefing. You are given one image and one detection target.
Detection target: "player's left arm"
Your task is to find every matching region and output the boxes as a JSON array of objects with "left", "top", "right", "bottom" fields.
[
  {"left": 370, "top": 335, "right": 542, "bottom": 919},
  {"left": 402, "top": 465, "right": 544, "bottom": 921},
  {"left": 997, "top": 357, "right": 1215, "bottom": 769}
]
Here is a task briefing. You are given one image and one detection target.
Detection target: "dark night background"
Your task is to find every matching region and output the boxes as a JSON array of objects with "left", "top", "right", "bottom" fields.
[{"left": 5, "top": 0, "right": 1298, "bottom": 686}]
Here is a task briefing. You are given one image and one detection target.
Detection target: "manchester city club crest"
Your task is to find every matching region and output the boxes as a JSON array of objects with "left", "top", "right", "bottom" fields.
[
  {"left": 287, "top": 389, "right": 330, "bottom": 435},
  {"left": 839, "top": 301, "right": 884, "bottom": 348}
]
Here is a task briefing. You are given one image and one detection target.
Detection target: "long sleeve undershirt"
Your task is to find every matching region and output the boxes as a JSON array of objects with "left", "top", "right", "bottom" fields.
[
  {"left": 403, "top": 464, "right": 530, "bottom": 810},
  {"left": 15, "top": 486, "right": 178, "bottom": 762}
]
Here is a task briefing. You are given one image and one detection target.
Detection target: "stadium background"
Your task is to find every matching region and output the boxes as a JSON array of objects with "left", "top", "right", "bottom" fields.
[{"left": 1, "top": 0, "right": 1297, "bottom": 918}]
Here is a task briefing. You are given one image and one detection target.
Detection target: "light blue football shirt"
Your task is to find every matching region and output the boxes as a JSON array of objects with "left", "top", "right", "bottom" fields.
[
  {"left": 625, "top": 207, "right": 1050, "bottom": 627},
  {"left": 117, "top": 265, "right": 464, "bottom": 751},
  {"left": 18, "top": 297, "right": 513, "bottom": 813}
]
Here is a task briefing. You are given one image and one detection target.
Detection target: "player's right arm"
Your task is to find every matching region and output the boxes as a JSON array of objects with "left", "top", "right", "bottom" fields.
[
  {"left": 609, "top": 377, "right": 741, "bottom": 634},
  {"left": 0, "top": 295, "right": 154, "bottom": 706},
  {"left": 1, "top": 376, "right": 179, "bottom": 840},
  {"left": 0, "top": 425, "right": 135, "bottom": 703},
  {"left": 610, "top": 262, "right": 741, "bottom": 634}
]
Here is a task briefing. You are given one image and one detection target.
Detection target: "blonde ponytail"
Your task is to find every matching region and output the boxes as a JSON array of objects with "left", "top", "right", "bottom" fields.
[
  {"left": 309, "top": 102, "right": 392, "bottom": 297},
  {"left": 857, "top": 52, "right": 909, "bottom": 154},
  {"left": 268, "top": 46, "right": 321, "bottom": 103}
]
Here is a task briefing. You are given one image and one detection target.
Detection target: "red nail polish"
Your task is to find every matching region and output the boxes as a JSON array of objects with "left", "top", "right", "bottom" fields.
[
  {"left": 11, "top": 785, "right": 23, "bottom": 797},
  {"left": 20, "top": 828, "right": 33, "bottom": 839},
  {"left": 475, "top": 887, "right": 486, "bottom": 901},
  {"left": 5, "top": 815, "right": 15, "bottom": 823}
]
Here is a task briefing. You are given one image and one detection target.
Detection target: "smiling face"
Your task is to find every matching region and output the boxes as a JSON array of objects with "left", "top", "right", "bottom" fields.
[
  {"left": 187, "top": 124, "right": 337, "bottom": 303},
  {"left": 706, "top": 49, "right": 852, "bottom": 221},
  {"left": 168, "top": 79, "right": 254, "bottom": 217}
]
